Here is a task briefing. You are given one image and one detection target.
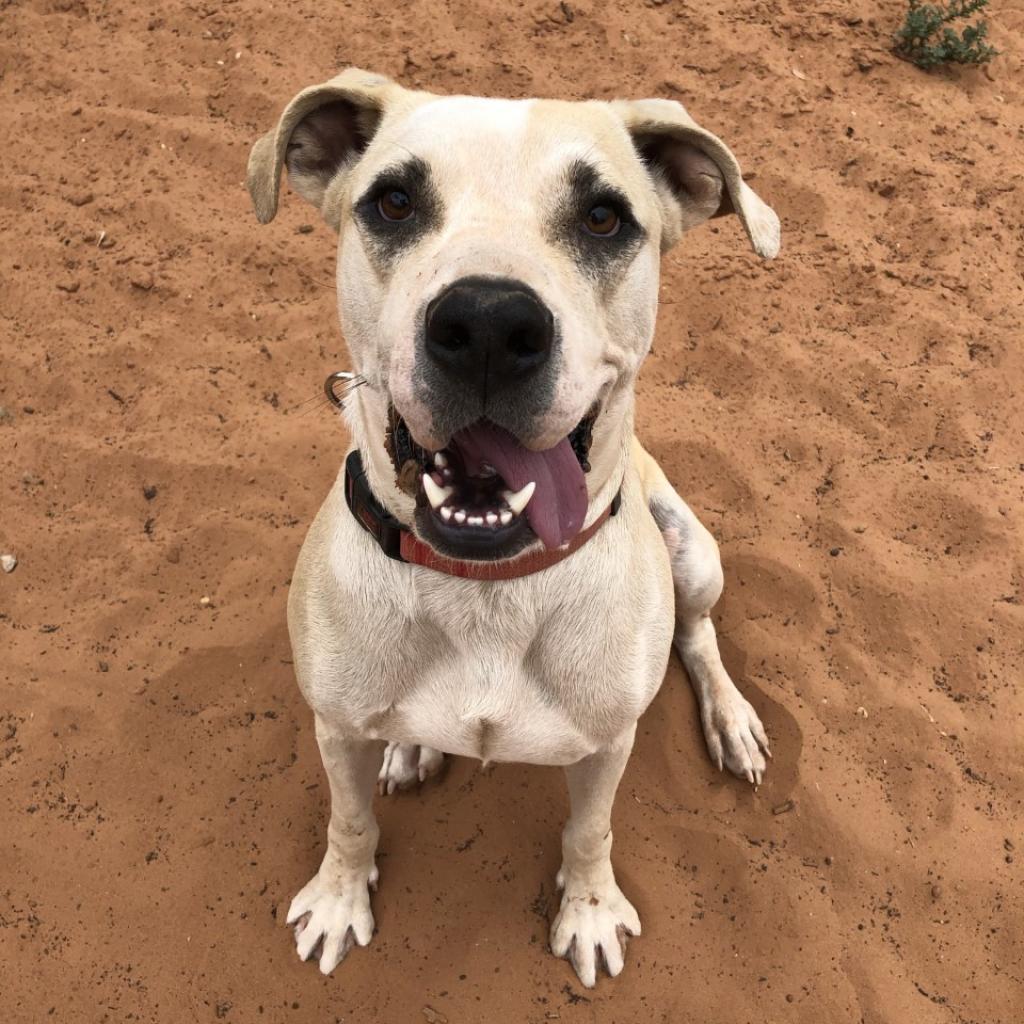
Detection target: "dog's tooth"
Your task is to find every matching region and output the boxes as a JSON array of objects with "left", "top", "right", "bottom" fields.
[
  {"left": 453, "top": 509, "right": 467, "bottom": 524},
  {"left": 434, "top": 452, "right": 448, "bottom": 469},
  {"left": 422, "top": 473, "right": 453, "bottom": 509},
  {"left": 485, "top": 512, "right": 498, "bottom": 526},
  {"left": 468, "top": 515, "right": 483, "bottom": 526},
  {"left": 499, "top": 510, "right": 512, "bottom": 526},
  {"left": 503, "top": 481, "right": 536, "bottom": 516},
  {"left": 440, "top": 506, "right": 452, "bottom": 522}
]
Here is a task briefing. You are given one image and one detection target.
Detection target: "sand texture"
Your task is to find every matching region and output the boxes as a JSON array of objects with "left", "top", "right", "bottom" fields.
[{"left": 1, "top": 1, "right": 1022, "bottom": 1021}]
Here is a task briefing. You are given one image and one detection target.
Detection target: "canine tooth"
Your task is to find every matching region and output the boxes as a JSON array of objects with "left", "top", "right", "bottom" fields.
[
  {"left": 434, "top": 452, "right": 448, "bottom": 468},
  {"left": 422, "top": 473, "right": 453, "bottom": 509},
  {"left": 468, "top": 515, "right": 483, "bottom": 526},
  {"left": 454, "top": 510, "right": 466, "bottom": 524},
  {"left": 499, "top": 510, "right": 512, "bottom": 526},
  {"left": 440, "top": 506, "right": 452, "bottom": 522},
  {"left": 486, "top": 512, "right": 498, "bottom": 526},
  {"left": 503, "top": 481, "right": 536, "bottom": 516}
]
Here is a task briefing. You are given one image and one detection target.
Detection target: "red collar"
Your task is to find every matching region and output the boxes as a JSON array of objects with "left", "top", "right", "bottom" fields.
[{"left": 344, "top": 449, "right": 620, "bottom": 581}]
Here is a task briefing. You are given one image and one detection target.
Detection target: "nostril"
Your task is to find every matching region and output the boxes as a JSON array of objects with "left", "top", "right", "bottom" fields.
[
  {"left": 506, "top": 328, "right": 543, "bottom": 359},
  {"left": 435, "top": 324, "right": 471, "bottom": 352}
]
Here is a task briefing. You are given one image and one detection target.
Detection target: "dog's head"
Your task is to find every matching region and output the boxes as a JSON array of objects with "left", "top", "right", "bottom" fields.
[{"left": 249, "top": 69, "right": 778, "bottom": 560}]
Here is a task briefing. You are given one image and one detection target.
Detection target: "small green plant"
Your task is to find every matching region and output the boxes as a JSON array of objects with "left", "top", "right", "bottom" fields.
[{"left": 894, "top": 0, "right": 999, "bottom": 69}]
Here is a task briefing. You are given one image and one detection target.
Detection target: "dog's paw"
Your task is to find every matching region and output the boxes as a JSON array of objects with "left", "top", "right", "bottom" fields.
[
  {"left": 550, "top": 880, "right": 641, "bottom": 988},
  {"left": 286, "top": 869, "right": 377, "bottom": 975},
  {"left": 377, "top": 742, "right": 445, "bottom": 795},
  {"left": 701, "top": 686, "right": 771, "bottom": 786}
]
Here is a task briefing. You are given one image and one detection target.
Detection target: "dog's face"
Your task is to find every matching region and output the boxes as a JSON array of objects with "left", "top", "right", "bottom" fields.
[{"left": 249, "top": 70, "right": 778, "bottom": 560}]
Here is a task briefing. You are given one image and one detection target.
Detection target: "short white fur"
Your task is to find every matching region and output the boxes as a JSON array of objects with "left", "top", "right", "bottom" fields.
[{"left": 248, "top": 68, "right": 777, "bottom": 988}]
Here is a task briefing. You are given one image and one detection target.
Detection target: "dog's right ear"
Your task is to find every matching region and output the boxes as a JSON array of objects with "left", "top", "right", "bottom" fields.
[
  {"left": 247, "top": 68, "right": 401, "bottom": 227},
  {"left": 611, "top": 98, "right": 780, "bottom": 259}
]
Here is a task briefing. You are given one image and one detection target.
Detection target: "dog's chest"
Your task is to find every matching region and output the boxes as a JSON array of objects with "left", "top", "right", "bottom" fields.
[
  {"left": 363, "top": 664, "right": 598, "bottom": 765},
  {"left": 345, "top": 585, "right": 661, "bottom": 766}
]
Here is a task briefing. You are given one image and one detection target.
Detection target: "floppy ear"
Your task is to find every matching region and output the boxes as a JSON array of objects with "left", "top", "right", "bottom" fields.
[
  {"left": 611, "top": 98, "right": 780, "bottom": 258},
  {"left": 247, "top": 68, "right": 402, "bottom": 227}
]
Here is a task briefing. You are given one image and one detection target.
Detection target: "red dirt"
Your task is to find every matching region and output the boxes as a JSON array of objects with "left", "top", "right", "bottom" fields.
[{"left": 2, "top": 2, "right": 1022, "bottom": 1022}]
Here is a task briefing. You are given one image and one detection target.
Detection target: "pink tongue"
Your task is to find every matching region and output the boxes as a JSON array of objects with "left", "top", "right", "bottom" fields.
[{"left": 452, "top": 422, "right": 588, "bottom": 551}]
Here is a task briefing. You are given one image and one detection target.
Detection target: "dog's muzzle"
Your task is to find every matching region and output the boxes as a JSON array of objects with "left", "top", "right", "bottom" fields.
[{"left": 423, "top": 276, "right": 554, "bottom": 403}]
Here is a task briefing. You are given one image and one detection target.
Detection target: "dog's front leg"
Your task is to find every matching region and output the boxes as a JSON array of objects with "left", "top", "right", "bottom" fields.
[
  {"left": 550, "top": 726, "right": 641, "bottom": 988},
  {"left": 635, "top": 440, "right": 770, "bottom": 784},
  {"left": 287, "top": 716, "right": 384, "bottom": 974}
]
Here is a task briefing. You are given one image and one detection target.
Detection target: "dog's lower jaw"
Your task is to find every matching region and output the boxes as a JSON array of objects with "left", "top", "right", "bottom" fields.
[{"left": 413, "top": 504, "right": 538, "bottom": 562}]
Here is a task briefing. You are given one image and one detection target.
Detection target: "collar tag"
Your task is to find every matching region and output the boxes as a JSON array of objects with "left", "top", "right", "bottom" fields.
[{"left": 324, "top": 371, "right": 365, "bottom": 410}]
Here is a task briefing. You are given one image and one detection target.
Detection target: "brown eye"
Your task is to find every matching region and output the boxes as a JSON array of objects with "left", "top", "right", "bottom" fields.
[
  {"left": 378, "top": 189, "right": 413, "bottom": 222},
  {"left": 584, "top": 204, "right": 620, "bottom": 237}
]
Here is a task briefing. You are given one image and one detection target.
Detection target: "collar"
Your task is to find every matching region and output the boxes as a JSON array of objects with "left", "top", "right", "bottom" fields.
[{"left": 343, "top": 448, "right": 620, "bottom": 581}]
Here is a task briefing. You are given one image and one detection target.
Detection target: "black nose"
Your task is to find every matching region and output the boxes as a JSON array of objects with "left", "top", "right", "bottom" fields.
[{"left": 424, "top": 277, "right": 554, "bottom": 396}]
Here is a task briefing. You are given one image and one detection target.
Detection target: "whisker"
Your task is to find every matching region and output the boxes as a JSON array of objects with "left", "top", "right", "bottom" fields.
[
  {"left": 284, "top": 393, "right": 329, "bottom": 415},
  {"left": 293, "top": 396, "right": 336, "bottom": 419}
]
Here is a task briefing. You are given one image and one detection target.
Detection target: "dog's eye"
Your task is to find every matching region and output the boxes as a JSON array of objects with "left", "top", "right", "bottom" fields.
[
  {"left": 583, "top": 204, "right": 620, "bottom": 237},
  {"left": 378, "top": 190, "right": 413, "bottom": 222}
]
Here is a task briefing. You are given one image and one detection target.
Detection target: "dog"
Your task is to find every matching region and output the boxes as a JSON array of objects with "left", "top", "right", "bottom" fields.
[{"left": 247, "top": 68, "right": 778, "bottom": 988}]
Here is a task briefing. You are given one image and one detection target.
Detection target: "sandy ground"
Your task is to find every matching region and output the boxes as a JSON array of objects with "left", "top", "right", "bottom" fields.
[{"left": 2, "top": 1, "right": 1023, "bottom": 1021}]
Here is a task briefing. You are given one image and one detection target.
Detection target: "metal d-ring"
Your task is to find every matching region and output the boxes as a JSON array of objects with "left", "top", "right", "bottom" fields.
[{"left": 323, "top": 370, "right": 361, "bottom": 409}]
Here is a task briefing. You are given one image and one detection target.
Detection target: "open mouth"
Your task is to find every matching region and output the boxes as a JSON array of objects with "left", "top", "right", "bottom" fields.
[{"left": 386, "top": 410, "right": 597, "bottom": 560}]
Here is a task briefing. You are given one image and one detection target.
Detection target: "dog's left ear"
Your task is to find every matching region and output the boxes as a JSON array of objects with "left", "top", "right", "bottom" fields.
[
  {"left": 612, "top": 98, "right": 780, "bottom": 258},
  {"left": 247, "top": 67, "right": 403, "bottom": 227}
]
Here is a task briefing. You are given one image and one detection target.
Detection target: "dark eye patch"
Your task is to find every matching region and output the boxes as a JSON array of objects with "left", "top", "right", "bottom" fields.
[
  {"left": 353, "top": 156, "right": 443, "bottom": 270},
  {"left": 549, "top": 160, "right": 646, "bottom": 281}
]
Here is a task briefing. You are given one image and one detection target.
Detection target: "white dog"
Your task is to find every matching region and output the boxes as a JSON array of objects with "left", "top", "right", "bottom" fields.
[{"left": 248, "top": 68, "right": 778, "bottom": 988}]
